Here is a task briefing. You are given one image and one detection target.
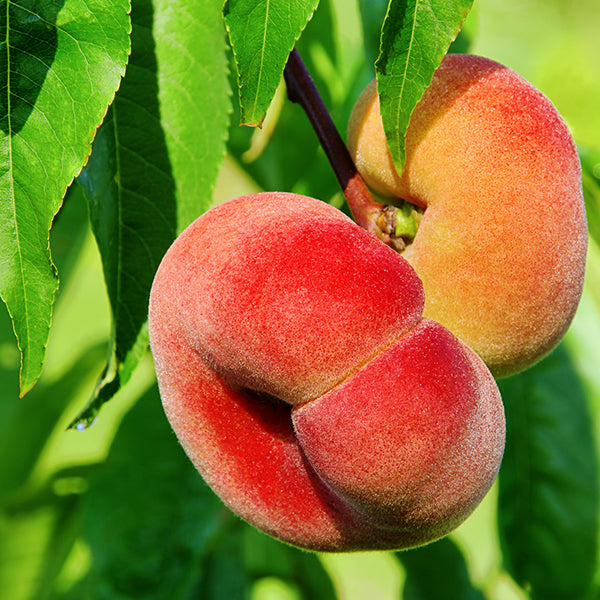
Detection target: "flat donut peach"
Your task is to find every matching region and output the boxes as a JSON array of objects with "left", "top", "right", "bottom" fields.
[
  {"left": 148, "top": 192, "right": 505, "bottom": 551},
  {"left": 348, "top": 54, "right": 587, "bottom": 376}
]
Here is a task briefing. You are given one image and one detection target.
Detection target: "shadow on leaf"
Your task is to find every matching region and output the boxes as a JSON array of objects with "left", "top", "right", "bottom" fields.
[{"left": 0, "top": 1, "right": 66, "bottom": 135}]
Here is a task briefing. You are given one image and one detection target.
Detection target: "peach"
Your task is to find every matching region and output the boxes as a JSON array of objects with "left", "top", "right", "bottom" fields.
[
  {"left": 347, "top": 53, "right": 587, "bottom": 377},
  {"left": 148, "top": 192, "right": 505, "bottom": 552}
]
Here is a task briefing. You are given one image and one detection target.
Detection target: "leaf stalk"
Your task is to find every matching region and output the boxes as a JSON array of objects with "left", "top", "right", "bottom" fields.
[{"left": 283, "top": 48, "right": 405, "bottom": 251}]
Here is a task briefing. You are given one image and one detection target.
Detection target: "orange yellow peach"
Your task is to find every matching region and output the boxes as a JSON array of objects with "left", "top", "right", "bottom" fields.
[{"left": 348, "top": 53, "right": 587, "bottom": 377}]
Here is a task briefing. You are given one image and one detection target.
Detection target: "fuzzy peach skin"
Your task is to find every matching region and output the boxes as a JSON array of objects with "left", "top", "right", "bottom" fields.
[
  {"left": 148, "top": 192, "right": 505, "bottom": 552},
  {"left": 347, "top": 53, "right": 587, "bottom": 377}
]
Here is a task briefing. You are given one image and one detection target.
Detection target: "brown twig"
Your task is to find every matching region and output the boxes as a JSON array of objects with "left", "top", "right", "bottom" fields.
[{"left": 283, "top": 48, "right": 402, "bottom": 249}]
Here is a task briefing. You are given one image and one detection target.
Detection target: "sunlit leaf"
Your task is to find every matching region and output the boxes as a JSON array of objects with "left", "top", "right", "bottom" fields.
[
  {"left": 0, "top": 492, "right": 81, "bottom": 600},
  {"left": 376, "top": 0, "right": 472, "bottom": 172},
  {"left": 0, "top": 343, "right": 106, "bottom": 504},
  {"left": 154, "top": 0, "right": 231, "bottom": 231},
  {"left": 227, "top": 0, "right": 343, "bottom": 202},
  {"left": 224, "top": 0, "right": 320, "bottom": 126},
  {"left": 0, "top": 0, "right": 131, "bottom": 396}
]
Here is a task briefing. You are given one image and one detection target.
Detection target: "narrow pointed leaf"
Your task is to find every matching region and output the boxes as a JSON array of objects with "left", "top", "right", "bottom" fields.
[
  {"left": 376, "top": 0, "right": 472, "bottom": 173},
  {"left": 224, "top": 0, "right": 320, "bottom": 126},
  {"left": 154, "top": 0, "right": 231, "bottom": 231},
  {"left": 0, "top": 0, "right": 131, "bottom": 396},
  {"left": 75, "top": 0, "right": 230, "bottom": 426}
]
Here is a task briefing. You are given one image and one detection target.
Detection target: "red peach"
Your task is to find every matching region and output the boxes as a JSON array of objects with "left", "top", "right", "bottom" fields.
[
  {"left": 148, "top": 192, "right": 505, "bottom": 551},
  {"left": 347, "top": 54, "right": 587, "bottom": 377}
]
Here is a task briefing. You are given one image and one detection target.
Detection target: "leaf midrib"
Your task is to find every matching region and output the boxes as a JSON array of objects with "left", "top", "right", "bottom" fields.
[
  {"left": 250, "top": 0, "right": 270, "bottom": 124},
  {"left": 394, "top": 0, "right": 419, "bottom": 155}
]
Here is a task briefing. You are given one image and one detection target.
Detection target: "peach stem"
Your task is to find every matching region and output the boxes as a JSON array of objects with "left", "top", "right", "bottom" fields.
[{"left": 283, "top": 48, "right": 402, "bottom": 249}]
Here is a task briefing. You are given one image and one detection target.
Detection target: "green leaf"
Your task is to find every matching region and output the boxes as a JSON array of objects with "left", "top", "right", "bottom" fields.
[
  {"left": 396, "top": 537, "right": 485, "bottom": 600},
  {"left": 375, "top": 0, "right": 472, "bottom": 173},
  {"left": 0, "top": 490, "right": 82, "bottom": 600},
  {"left": 227, "top": 0, "right": 342, "bottom": 202},
  {"left": 153, "top": 0, "right": 231, "bottom": 232},
  {"left": 580, "top": 145, "right": 600, "bottom": 249},
  {"left": 224, "top": 0, "right": 320, "bottom": 126},
  {"left": 75, "top": 0, "right": 230, "bottom": 426},
  {"left": 196, "top": 521, "right": 251, "bottom": 600},
  {"left": 0, "top": 0, "right": 131, "bottom": 397},
  {"left": 497, "top": 346, "right": 599, "bottom": 600},
  {"left": 0, "top": 342, "right": 106, "bottom": 504},
  {"left": 68, "top": 385, "right": 229, "bottom": 600},
  {"left": 243, "top": 526, "right": 337, "bottom": 600}
]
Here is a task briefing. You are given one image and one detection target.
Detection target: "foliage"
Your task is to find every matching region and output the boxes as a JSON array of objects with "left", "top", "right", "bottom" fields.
[{"left": 1, "top": 0, "right": 599, "bottom": 598}]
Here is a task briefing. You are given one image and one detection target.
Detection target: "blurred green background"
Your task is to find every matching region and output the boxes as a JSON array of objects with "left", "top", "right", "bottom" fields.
[{"left": 1, "top": 0, "right": 600, "bottom": 598}]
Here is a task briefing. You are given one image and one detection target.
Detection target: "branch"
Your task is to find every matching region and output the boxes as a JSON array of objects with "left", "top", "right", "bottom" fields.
[{"left": 283, "top": 48, "right": 404, "bottom": 250}]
